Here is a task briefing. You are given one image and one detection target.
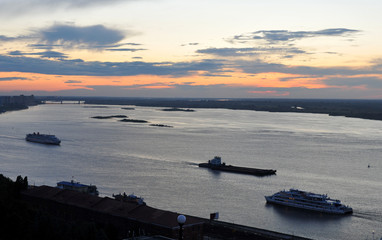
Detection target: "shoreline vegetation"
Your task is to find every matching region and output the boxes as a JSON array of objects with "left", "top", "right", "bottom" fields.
[
  {"left": 161, "top": 107, "right": 195, "bottom": 112},
  {"left": 81, "top": 97, "right": 382, "bottom": 121},
  {"left": 0, "top": 104, "right": 29, "bottom": 114},
  {"left": 0, "top": 95, "right": 40, "bottom": 114},
  {"left": 2, "top": 96, "right": 382, "bottom": 122},
  {"left": 91, "top": 115, "right": 127, "bottom": 119},
  {"left": 119, "top": 118, "right": 148, "bottom": 123}
]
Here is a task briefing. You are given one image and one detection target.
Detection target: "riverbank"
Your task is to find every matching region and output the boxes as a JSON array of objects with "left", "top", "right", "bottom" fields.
[
  {"left": 1, "top": 174, "right": 311, "bottom": 240},
  {"left": 0, "top": 95, "right": 40, "bottom": 114},
  {"left": 0, "top": 104, "right": 29, "bottom": 114},
  {"left": 78, "top": 97, "right": 382, "bottom": 121}
]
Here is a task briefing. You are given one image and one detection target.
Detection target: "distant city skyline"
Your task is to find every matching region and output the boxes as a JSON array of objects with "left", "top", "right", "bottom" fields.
[{"left": 1, "top": 0, "right": 382, "bottom": 98}]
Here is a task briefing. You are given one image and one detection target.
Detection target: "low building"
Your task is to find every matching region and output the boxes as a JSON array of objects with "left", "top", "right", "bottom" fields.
[
  {"left": 22, "top": 186, "right": 206, "bottom": 240},
  {"left": 22, "top": 185, "right": 312, "bottom": 240}
]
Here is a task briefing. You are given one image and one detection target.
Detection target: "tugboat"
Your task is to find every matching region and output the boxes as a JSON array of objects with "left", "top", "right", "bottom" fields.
[
  {"left": 198, "top": 156, "right": 276, "bottom": 176},
  {"left": 57, "top": 180, "right": 99, "bottom": 196},
  {"left": 265, "top": 188, "right": 353, "bottom": 214},
  {"left": 26, "top": 132, "right": 61, "bottom": 145}
]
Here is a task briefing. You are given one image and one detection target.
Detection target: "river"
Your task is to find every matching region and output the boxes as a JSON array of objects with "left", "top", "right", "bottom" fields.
[{"left": 0, "top": 104, "right": 381, "bottom": 240}]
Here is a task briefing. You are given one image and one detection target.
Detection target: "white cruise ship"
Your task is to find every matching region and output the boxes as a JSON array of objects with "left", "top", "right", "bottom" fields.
[
  {"left": 57, "top": 180, "right": 99, "bottom": 196},
  {"left": 25, "top": 132, "right": 61, "bottom": 145},
  {"left": 265, "top": 188, "right": 353, "bottom": 214}
]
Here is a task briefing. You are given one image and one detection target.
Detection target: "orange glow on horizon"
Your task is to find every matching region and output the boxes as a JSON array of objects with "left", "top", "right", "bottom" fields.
[{"left": 1, "top": 71, "right": 380, "bottom": 94}]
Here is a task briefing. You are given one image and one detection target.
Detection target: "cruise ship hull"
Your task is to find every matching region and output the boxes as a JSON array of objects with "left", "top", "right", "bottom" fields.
[
  {"left": 265, "top": 189, "right": 353, "bottom": 214},
  {"left": 25, "top": 134, "right": 61, "bottom": 145}
]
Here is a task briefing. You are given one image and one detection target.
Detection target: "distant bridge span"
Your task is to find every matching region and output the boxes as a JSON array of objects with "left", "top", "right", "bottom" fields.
[{"left": 41, "top": 100, "right": 85, "bottom": 104}]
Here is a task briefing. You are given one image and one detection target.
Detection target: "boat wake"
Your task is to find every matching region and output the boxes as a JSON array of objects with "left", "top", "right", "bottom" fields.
[
  {"left": 352, "top": 211, "right": 382, "bottom": 222},
  {"left": 0, "top": 134, "right": 23, "bottom": 140},
  {"left": 187, "top": 162, "right": 199, "bottom": 166}
]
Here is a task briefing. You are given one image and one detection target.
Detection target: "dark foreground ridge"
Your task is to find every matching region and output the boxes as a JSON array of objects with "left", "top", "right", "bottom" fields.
[
  {"left": 22, "top": 185, "right": 312, "bottom": 240},
  {"left": 0, "top": 174, "right": 311, "bottom": 240},
  {"left": 78, "top": 97, "right": 382, "bottom": 121}
]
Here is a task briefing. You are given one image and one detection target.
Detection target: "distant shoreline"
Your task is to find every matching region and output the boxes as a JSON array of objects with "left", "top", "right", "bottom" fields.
[
  {"left": 0, "top": 105, "right": 29, "bottom": 114},
  {"left": 80, "top": 98, "right": 382, "bottom": 121},
  {"left": 4, "top": 96, "right": 381, "bottom": 122}
]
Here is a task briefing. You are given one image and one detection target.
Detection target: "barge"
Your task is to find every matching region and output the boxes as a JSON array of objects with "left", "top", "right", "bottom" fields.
[{"left": 199, "top": 156, "right": 276, "bottom": 176}]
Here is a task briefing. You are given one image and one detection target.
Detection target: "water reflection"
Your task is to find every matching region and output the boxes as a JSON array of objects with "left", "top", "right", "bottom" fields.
[{"left": 265, "top": 202, "right": 351, "bottom": 223}]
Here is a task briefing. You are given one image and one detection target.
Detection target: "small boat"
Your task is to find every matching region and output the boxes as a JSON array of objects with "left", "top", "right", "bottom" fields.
[
  {"left": 57, "top": 180, "right": 99, "bottom": 196},
  {"left": 113, "top": 192, "right": 146, "bottom": 205},
  {"left": 26, "top": 132, "right": 61, "bottom": 145},
  {"left": 198, "top": 156, "right": 276, "bottom": 176},
  {"left": 265, "top": 188, "right": 353, "bottom": 214}
]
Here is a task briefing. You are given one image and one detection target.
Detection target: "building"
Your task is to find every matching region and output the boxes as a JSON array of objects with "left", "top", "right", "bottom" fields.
[
  {"left": 22, "top": 185, "right": 312, "bottom": 240},
  {"left": 22, "top": 186, "right": 206, "bottom": 240},
  {"left": 0, "top": 95, "right": 38, "bottom": 107}
]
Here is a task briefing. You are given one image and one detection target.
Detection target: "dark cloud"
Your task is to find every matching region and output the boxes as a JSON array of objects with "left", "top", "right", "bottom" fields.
[
  {"left": 280, "top": 76, "right": 314, "bottom": 82},
  {"left": 65, "top": 80, "right": 82, "bottom": 83},
  {"left": 230, "top": 28, "right": 360, "bottom": 44},
  {"left": 0, "top": 77, "right": 30, "bottom": 81},
  {"left": 105, "top": 48, "right": 146, "bottom": 52},
  {"left": 1, "top": 53, "right": 381, "bottom": 81},
  {"left": 124, "top": 43, "right": 142, "bottom": 46},
  {"left": 8, "top": 51, "right": 24, "bottom": 56},
  {"left": 181, "top": 43, "right": 199, "bottom": 46},
  {"left": 245, "top": 86, "right": 379, "bottom": 99},
  {"left": 32, "top": 51, "right": 68, "bottom": 59},
  {"left": 28, "top": 44, "right": 64, "bottom": 49},
  {"left": 1, "top": 23, "right": 133, "bottom": 51},
  {"left": 0, "top": 35, "right": 30, "bottom": 42},
  {"left": 235, "top": 60, "right": 377, "bottom": 76},
  {"left": 0, "top": 55, "right": 224, "bottom": 77},
  {"left": 201, "top": 73, "right": 232, "bottom": 77},
  {"left": 0, "top": 0, "right": 130, "bottom": 17},
  {"left": 197, "top": 47, "right": 306, "bottom": 57},
  {"left": 323, "top": 77, "right": 382, "bottom": 88},
  {"left": 0, "top": 35, "right": 17, "bottom": 41},
  {"left": 7, "top": 50, "right": 68, "bottom": 59},
  {"left": 77, "top": 84, "right": 248, "bottom": 98},
  {"left": 57, "top": 84, "right": 382, "bottom": 99},
  {"left": 197, "top": 48, "right": 258, "bottom": 57},
  {"left": 2, "top": 82, "right": 380, "bottom": 99},
  {"left": 38, "top": 24, "right": 126, "bottom": 49}
]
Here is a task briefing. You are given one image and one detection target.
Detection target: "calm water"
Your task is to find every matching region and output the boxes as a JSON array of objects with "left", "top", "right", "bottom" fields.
[{"left": 0, "top": 104, "right": 381, "bottom": 240}]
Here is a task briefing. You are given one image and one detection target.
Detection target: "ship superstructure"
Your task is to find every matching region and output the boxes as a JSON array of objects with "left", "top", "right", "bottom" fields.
[
  {"left": 26, "top": 132, "right": 61, "bottom": 145},
  {"left": 265, "top": 188, "right": 352, "bottom": 214},
  {"left": 57, "top": 180, "right": 99, "bottom": 196}
]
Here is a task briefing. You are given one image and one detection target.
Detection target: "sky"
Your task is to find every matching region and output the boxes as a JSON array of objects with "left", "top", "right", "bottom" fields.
[{"left": 1, "top": 0, "right": 382, "bottom": 99}]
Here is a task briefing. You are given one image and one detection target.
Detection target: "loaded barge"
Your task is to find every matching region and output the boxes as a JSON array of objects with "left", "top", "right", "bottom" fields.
[{"left": 199, "top": 156, "right": 276, "bottom": 176}]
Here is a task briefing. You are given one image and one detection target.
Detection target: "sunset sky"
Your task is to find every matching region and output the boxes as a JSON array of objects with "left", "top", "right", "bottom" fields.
[{"left": 1, "top": 0, "right": 382, "bottom": 98}]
